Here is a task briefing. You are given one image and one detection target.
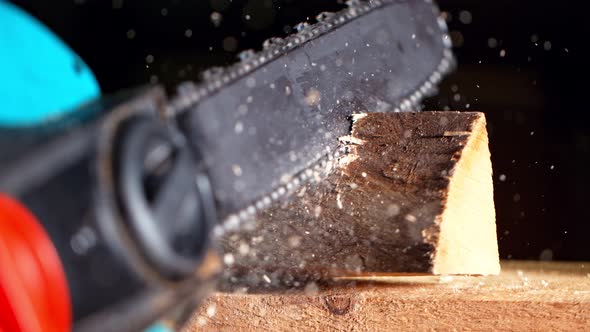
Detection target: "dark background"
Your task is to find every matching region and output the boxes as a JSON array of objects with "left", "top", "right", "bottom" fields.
[{"left": 9, "top": 0, "right": 590, "bottom": 261}]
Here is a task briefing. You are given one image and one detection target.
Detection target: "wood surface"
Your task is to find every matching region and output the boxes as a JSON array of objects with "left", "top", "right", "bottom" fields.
[
  {"left": 185, "top": 261, "right": 590, "bottom": 331},
  {"left": 217, "top": 112, "right": 499, "bottom": 290}
]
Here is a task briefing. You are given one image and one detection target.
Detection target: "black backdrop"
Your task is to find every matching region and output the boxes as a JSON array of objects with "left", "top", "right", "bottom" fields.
[{"left": 8, "top": 0, "right": 590, "bottom": 261}]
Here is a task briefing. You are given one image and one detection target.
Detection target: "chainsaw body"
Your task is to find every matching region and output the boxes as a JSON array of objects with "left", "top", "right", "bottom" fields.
[{"left": 0, "top": 1, "right": 453, "bottom": 331}]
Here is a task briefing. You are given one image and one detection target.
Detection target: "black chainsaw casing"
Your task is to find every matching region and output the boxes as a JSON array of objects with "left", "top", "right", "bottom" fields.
[{"left": 0, "top": 87, "right": 216, "bottom": 332}]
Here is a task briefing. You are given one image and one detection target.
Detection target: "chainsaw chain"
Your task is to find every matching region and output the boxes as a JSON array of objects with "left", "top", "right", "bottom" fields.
[{"left": 164, "top": 0, "right": 454, "bottom": 236}]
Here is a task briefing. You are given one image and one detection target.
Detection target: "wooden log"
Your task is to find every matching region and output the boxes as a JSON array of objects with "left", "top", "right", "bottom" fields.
[
  {"left": 185, "top": 261, "right": 590, "bottom": 331},
  {"left": 218, "top": 112, "right": 499, "bottom": 289}
]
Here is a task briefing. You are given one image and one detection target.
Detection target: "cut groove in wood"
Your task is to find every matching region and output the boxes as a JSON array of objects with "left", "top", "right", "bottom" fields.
[{"left": 218, "top": 112, "right": 499, "bottom": 289}]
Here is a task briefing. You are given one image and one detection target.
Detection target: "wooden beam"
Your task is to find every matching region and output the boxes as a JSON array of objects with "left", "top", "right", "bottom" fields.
[
  {"left": 185, "top": 261, "right": 590, "bottom": 331},
  {"left": 218, "top": 112, "right": 499, "bottom": 289}
]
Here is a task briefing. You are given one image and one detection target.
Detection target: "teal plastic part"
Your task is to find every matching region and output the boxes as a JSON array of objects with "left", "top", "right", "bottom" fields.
[
  {"left": 144, "top": 322, "right": 173, "bottom": 332},
  {"left": 0, "top": 1, "right": 100, "bottom": 127}
]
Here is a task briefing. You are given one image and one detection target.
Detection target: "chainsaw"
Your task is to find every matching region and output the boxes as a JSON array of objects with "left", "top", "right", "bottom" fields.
[{"left": 0, "top": 0, "right": 453, "bottom": 331}]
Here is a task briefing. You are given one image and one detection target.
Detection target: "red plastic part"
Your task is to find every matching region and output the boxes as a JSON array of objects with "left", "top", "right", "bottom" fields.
[{"left": 0, "top": 193, "right": 72, "bottom": 332}]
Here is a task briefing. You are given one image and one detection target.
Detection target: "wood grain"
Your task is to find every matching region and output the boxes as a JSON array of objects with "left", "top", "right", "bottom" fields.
[
  {"left": 185, "top": 261, "right": 590, "bottom": 331},
  {"left": 218, "top": 112, "right": 498, "bottom": 290}
]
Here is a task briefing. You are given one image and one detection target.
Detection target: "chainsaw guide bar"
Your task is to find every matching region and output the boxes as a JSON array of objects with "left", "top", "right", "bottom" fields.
[{"left": 168, "top": 0, "right": 454, "bottom": 235}]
